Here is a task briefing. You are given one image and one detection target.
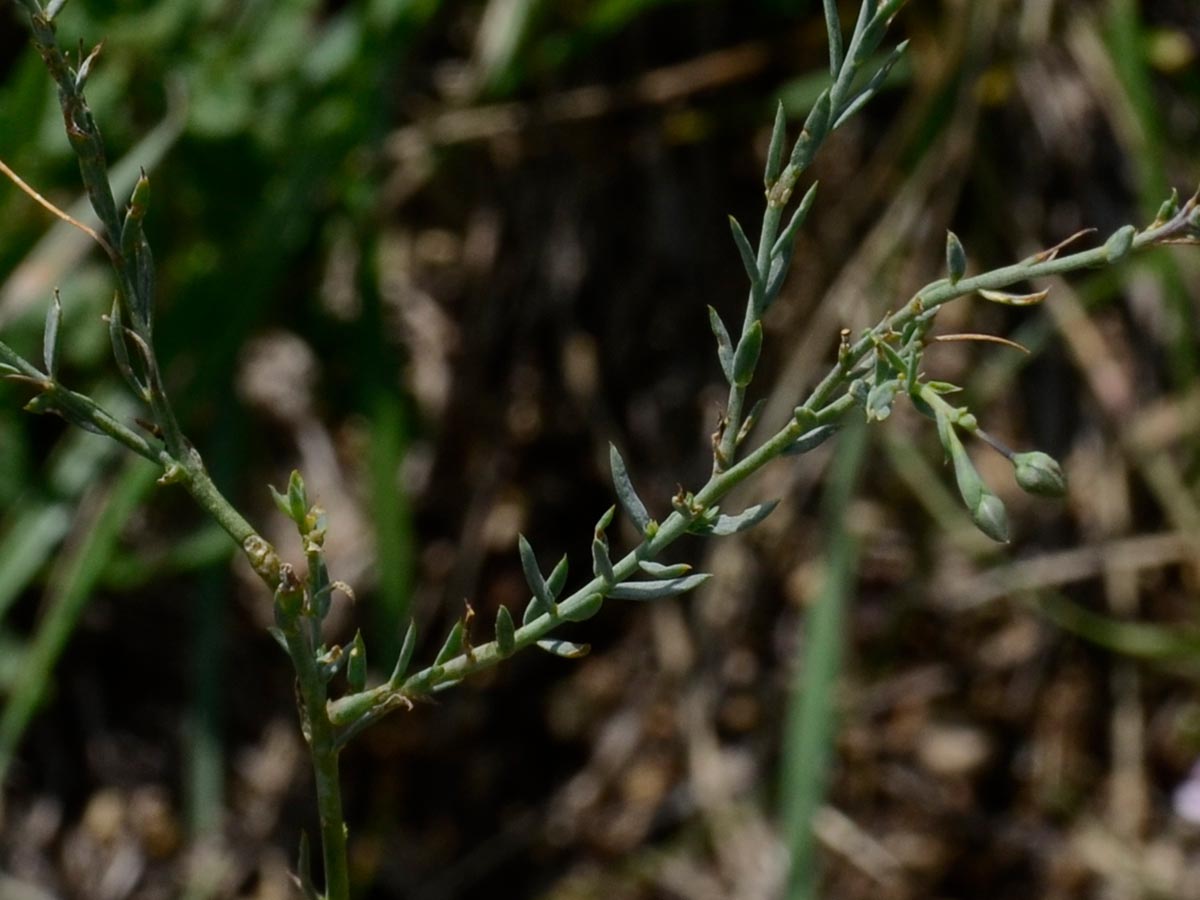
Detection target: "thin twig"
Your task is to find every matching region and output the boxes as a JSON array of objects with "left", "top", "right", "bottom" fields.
[{"left": 0, "top": 157, "right": 114, "bottom": 258}]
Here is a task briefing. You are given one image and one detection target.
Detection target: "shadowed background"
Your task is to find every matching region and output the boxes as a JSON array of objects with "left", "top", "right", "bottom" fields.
[{"left": 1, "top": 0, "right": 1200, "bottom": 898}]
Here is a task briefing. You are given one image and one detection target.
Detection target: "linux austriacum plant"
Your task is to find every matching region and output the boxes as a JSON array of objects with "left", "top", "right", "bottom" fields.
[{"left": 3, "top": 0, "right": 1200, "bottom": 897}]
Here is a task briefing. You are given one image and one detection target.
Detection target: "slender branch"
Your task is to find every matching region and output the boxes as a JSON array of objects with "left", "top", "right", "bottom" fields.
[
  {"left": 276, "top": 571, "right": 350, "bottom": 900},
  {"left": 805, "top": 199, "right": 1198, "bottom": 412},
  {"left": 334, "top": 193, "right": 1200, "bottom": 723},
  {"left": 0, "top": 157, "right": 113, "bottom": 256}
]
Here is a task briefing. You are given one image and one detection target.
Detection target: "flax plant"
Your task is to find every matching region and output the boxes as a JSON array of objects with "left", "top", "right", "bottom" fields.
[{"left": 3, "top": 0, "right": 1199, "bottom": 896}]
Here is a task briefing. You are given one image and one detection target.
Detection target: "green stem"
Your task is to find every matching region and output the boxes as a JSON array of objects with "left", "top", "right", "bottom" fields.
[
  {"left": 337, "top": 196, "right": 1200, "bottom": 722},
  {"left": 716, "top": 1, "right": 889, "bottom": 468},
  {"left": 329, "top": 396, "right": 853, "bottom": 729},
  {"left": 805, "top": 204, "right": 1196, "bottom": 412},
  {"left": 279, "top": 588, "right": 351, "bottom": 900}
]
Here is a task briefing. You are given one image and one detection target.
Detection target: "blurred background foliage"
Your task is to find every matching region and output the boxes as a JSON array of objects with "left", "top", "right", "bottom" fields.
[{"left": 1, "top": 0, "right": 1200, "bottom": 897}]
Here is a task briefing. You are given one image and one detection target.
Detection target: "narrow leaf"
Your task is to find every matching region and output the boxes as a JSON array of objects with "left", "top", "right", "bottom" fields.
[
  {"left": 769, "top": 181, "right": 819, "bottom": 259},
  {"left": 711, "top": 500, "right": 780, "bottom": 536},
  {"left": 433, "top": 620, "right": 464, "bottom": 666},
  {"left": 789, "top": 90, "right": 832, "bottom": 168},
  {"left": 592, "top": 537, "right": 614, "bottom": 582},
  {"left": 737, "top": 397, "right": 767, "bottom": 446},
  {"left": 563, "top": 592, "right": 604, "bottom": 622},
  {"left": 873, "top": 339, "right": 908, "bottom": 376},
  {"left": 269, "top": 484, "right": 294, "bottom": 520},
  {"left": 43, "top": 291, "right": 61, "bottom": 379},
  {"left": 765, "top": 240, "right": 794, "bottom": 305},
  {"left": 295, "top": 832, "right": 319, "bottom": 900},
  {"left": 946, "top": 230, "right": 966, "bottom": 283},
  {"left": 978, "top": 287, "right": 1049, "bottom": 306},
  {"left": 609, "top": 444, "right": 650, "bottom": 531},
  {"left": 783, "top": 424, "right": 839, "bottom": 456},
  {"left": 594, "top": 504, "right": 616, "bottom": 537},
  {"left": 347, "top": 630, "right": 367, "bottom": 693},
  {"left": 389, "top": 620, "right": 416, "bottom": 685},
  {"left": 536, "top": 639, "right": 590, "bottom": 659},
  {"left": 495, "top": 605, "right": 516, "bottom": 656},
  {"left": 518, "top": 533, "right": 554, "bottom": 615},
  {"left": 609, "top": 573, "right": 712, "bottom": 601},
  {"left": 708, "top": 306, "right": 735, "bottom": 383},
  {"left": 287, "top": 470, "right": 308, "bottom": 522},
  {"left": 729, "top": 216, "right": 764, "bottom": 307},
  {"left": 638, "top": 560, "right": 692, "bottom": 578},
  {"left": 546, "top": 554, "right": 568, "bottom": 598},
  {"left": 107, "top": 297, "right": 149, "bottom": 400},
  {"left": 732, "top": 320, "right": 763, "bottom": 387},
  {"left": 822, "top": 0, "right": 844, "bottom": 77},
  {"left": 119, "top": 172, "right": 155, "bottom": 331},
  {"left": 75, "top": 42, "right": 102, "bottom": 90},
  {"left": 832, "top": 39, "right": 910, "bottom": 129},
  {"left": 764, "top": 101, "right": 788, "bottom": 187}
]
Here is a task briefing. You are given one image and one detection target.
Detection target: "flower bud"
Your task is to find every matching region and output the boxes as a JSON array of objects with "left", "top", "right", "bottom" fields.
[
  {"left": 971, "top": 490, "right": 1009, "bottom": 543},
  {"left": 1013, "top": 451, "right": 1067, "bottom": 497}
]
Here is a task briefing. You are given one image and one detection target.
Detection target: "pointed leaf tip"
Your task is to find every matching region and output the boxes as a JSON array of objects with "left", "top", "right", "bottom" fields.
[
  {"left": 946, "top": 231, "right": 966, "bottom": 284},
  {"left": 710, "top": 500, "right": 780, "bottom": 535},
  {"left": 764, "top": 100, "right": 788, "bottom": 186},
  {"left": 518, "top": 533, "right": 553, "bottom": 615},
  {"left": 708, "top": 306, "right": 735, "bottom": 383},
  {"left": 43, "top": 291, "right": 61, "bottom": 379},
  {"left": 495, "top": 605, "right": 516, "bottom": 656},
  {"left": 433, "top": 620, "right": 465, "bottom": 666},
  {"left": 537, "top": 638, "right": 590, "bottom": 659},
  {"left": 732, "top": 320, "right": 764, "bottom": 387},
  {"left": 390, "top": 620, "right": 416, "bottom": 686},
  {"left": 609, "top": 572, "right": 712, "bottom": 601},
  {"left": 609, "top": 444, "right": 651, "bottom": 531},
  {"left": 347, "top": 629, "right": 367, "bottom": 692}
]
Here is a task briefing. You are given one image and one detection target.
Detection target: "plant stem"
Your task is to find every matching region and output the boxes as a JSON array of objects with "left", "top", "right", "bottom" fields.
[
  {"left": 279, "top": 581, "right": 351, "bottom": 900},
  {"left": 805, "top": 202, "right": 1196, "bottom": 412},
  {"left": 334, "top": 197, "right": 1199, "bottom": 717}
]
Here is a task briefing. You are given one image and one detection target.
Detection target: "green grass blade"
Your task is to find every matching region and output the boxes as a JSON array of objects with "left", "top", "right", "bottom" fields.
[
  {"left": 0, "top": 459, "right": 159, "bottom": 781},
  {"left": 781, "top": 421, "right": 867, "bottom": 900}
]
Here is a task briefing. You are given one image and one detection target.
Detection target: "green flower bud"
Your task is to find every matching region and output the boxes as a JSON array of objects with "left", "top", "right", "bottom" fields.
[
  {"left": 971, "top": 490, "right": 1009, "bottom": 543},
  {"left": 1012, "top": 451, "right": 1067, "bottom": 497}
]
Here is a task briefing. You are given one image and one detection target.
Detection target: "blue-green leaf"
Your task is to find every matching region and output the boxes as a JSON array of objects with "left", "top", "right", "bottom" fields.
[
  {"left": 764, "top": 101, "right": 788, "bottom": 187},
  {"left": 546, "top": 554, "right": 568, "bottom": 599},
  {"left": 43, "top": 291, "right": 61, "bottom": 380},
  {"left": 708, "top": 306, "right": 735, "bottom": 383},
  {"left": 783, "top": 424, "right": 838, "bottom": 456},
  {"left": 563, "top": 592, "right": 604, "bottom": 622},
  {"left": 711, "top": 500, "right": 779, "bottom": 535},
  {"left": 592, "top": 537, "right": 614, "bottom": 583},
  {"left": 729, "top": 216, "right": 763, "bottom": 308},
  {"left": 946, "top": 230, "right": 966, "bottom": 283},
  {"left": 433, "top": 620, "right": 464, "bottom": 666},
  {"left": 389, "top": 620, "right": 416, "bottom": 685},
  {"left": 769, "top": 182, "right": 819, "bottom": 259},
  {"left": 495, "top": 605, "right": 516, "bottom": 657},
  {"left": 536, "top": 638, "right": 590, "bottom": 659},
  {"left": 518, "top": 534, "right": 554, "bottom": 618},
  {"left": 638, "top": 560, "right": 692, "bottom": 578},
  {"left": 609, "top": 444, "right": 650, "bottom": 532},
  {"left": 732, "top": 320, "right": 764, "bottom": 387},
  {"left": 609, "top": 573, "right": 712, "bottom": 600}
]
